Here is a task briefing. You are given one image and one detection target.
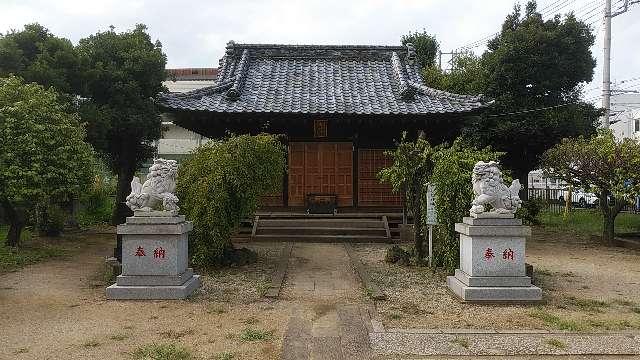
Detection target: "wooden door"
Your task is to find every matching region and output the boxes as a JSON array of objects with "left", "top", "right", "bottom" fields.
[
  {"left": 288, "top": 142, "right": 353, "bottom": 207},
  {"left": 358, "top": 149, "right": 402, "bottom": 207}
]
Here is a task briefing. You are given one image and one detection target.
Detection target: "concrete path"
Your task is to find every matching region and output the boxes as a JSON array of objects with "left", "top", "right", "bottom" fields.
[
  {"left": 280, "top": 243, "right": 363, "bottom": 301},
  {"left": 280, "top": 243, "right": 373, "bottom": 359}
]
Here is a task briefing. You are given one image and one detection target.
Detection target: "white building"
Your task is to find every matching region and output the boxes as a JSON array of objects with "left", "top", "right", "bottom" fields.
[
  {"left": 610, "top": 93, "right": 640, "bottom": 141},
  {"left": 157, "top": 68, "right": 217, "bottom": 161},
  {"left": 528, "top": 170, "right": 567, "bottom": 190}
]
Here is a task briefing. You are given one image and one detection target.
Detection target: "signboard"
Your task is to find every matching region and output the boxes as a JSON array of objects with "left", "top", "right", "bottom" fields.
[{"left": 425, "top": 183, "right": 438, "bottom": 225}]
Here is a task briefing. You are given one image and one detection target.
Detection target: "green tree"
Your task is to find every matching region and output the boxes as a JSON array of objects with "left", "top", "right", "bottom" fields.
[
  {"left": 422, "top": 51, "right": 484, "bottom": 95},
  {"left": 379, "top": 132, "right": 437, "bottom": 261},
  {"left": 401, "top": 30, "right": 439, "bottom": 69},
  {"left": 422, "top": 1, "right": 600, "bottom": 194},
  {"left": 0, "top": 75, "right": 94, "bottom": 246},
  {"left": 177, "top": 134, "right": 285, "bottom": 266},
  {"left": 541, "top": 131, "right": 640, "bottom": 245},
  {"left": 0, "top": 23, "right": 80, "bottom": 95},
  {"left": 76, "top": 24, "right": 167, "bottom": 225}
]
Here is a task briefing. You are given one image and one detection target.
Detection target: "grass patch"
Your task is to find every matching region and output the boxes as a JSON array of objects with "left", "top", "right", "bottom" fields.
[
  {"left": 632, "top": 307, "right": 640, "bottom": 314},
  {"left": 206, "top": 304, "right": 226, "bottom": 314},
  {"left": 535, "top": 268, "right": 554, "bottom": 276},
  {"left": 215, "top": 352, "right": 234, "bottom": 360},
  {"left": 82, "top": 340, "right": 101, "bottom": 348},
  {"left": 14, "top": 348, "right": 29, "bottom": 354},
  {"left": 255, "top": 279, "right": 270, "bottom": 297},
  {"left": 386, "top": 312, "right": 403, "bottom": 320},
  {"left": 0, "top": 227, "right": 66, "bottom": 272},
  {"left": 159, "top": 329, "right": 194, "bottom": 339},
  {"left": 239, "top": 328, "right": 273, "bottom": 342},
  {"left": 612, "top": 299, "right": 635, "bottom": 307},
  {"left": 566, "top": 296, "right": 609, "bottom": 313},
  {"left": 528, "top": 308, "right": 585, "bottom": 332},
  {"left": 109, "top": 333, "right": 129, "bottom": 341},
  {"left": 539, "top": 210, "right": 640, "bottom": 236},
  {"left": 131, "top": 343, "right": 194, "bottom": 360},
  {"left": 451, "top": 337, "right": 470, "bottom": 349},
  {"left": 545, "top": 338, "right": 567, "bottom": 349},
  {"left": 587, "top": 319, "right": 638, "bottom": 330}
]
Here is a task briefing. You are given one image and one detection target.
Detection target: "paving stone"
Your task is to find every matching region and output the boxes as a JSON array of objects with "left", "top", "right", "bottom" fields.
[
  {"left": 282, "top": 316, "right": 312, "bottom": 360},
  {"left": 338, "top": 305, "right": 373, "bottom": 360},
  {"left": 310, "top": 337, "right": 343, "bottom": 360}
]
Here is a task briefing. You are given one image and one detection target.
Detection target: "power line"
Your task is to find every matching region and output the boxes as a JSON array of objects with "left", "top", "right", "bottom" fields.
[{"left": 457, "top": 0, "right": 605, "bottom": 51}]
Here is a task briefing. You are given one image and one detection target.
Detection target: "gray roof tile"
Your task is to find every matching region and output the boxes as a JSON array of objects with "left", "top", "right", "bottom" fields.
[{"left": 158, "top": 42, "right": 489, "bottom": 115}]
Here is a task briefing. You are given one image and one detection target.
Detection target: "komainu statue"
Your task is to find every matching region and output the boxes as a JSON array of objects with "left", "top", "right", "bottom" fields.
[
  {"left": 469, "top": 161, "right": 522, "bottom": 216},
  {"left": 126, "top": 159, "right": 179, "bottom": 213}
]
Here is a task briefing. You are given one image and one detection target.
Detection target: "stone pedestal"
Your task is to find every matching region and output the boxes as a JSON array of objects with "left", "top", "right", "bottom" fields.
[
  {"left": 447, "top": 215, "right": 542, "bottom": 303},
  {"left": 106, "top": 213, "right": 201, "bottom": 300}
]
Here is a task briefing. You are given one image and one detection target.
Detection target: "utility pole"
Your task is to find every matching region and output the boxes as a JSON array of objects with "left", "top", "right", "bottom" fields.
[
  {"left": 438, "top": 50, "right": 458, "bottom": 73},
  {"left": 602, "top": 0, "right": 638, "bottom": 128},
  {"left": 602, "top": 0, "right": 611, "bottom": 128}
]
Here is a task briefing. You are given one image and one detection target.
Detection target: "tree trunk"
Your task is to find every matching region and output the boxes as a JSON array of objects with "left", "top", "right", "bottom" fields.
[
  {"left": 602, "top": 214, "right": 615, "bottom": 246},
  {"left": 2, "top": 200, "right": 25, "bottom": 247},
  {"left": 111, "top": 162, "right": 136, "bottom": 225},
  {"left": 515, "top": 169, "right": 530, "bottom": 201},
  {"left": 598, "top": 191, "right": 624, "bottom": 246}
]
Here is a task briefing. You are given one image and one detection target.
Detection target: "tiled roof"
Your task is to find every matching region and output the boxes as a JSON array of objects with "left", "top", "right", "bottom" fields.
[{"left": 158, "top": 42, "right": 489, "bottom": 115}]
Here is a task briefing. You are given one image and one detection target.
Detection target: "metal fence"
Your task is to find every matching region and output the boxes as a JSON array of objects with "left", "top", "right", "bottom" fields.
[
  {"left": 528, "top": 188, "right": 566, "bottom": 213},
  {"left": 528, "top": 188, "right": 639, "bottom": 213}
]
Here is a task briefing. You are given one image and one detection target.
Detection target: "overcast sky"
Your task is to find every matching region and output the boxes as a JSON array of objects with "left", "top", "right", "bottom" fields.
[{"left": 1, "top": 0, "right": 639, "bottom": 102}]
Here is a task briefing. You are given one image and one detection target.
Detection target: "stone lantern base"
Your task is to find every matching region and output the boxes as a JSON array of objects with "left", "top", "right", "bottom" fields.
[
  {"left": 106, "top": 212, "right": 201, "bottom": 300},
  {"left": 446, "top": 215, "right": 542, "bottom": 303}
]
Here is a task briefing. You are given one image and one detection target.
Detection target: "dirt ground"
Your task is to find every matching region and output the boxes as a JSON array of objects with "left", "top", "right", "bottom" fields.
[
  {"left": 355, "top": 227, "right": 640, "bottom": 332},
  {"left": 2, "top": 224, "right": 640, "bottom": 359},
  {"left": 0, "top": 231, "right": 290, "bottom": 360}
]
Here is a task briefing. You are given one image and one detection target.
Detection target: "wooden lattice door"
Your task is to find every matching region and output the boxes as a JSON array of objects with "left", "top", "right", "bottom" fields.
[
  {"left": 288, "top": 142, "right": 353, "bottom": 207},
  {"left": 358, "top": 149, "right": 402, "bottom": 207}
]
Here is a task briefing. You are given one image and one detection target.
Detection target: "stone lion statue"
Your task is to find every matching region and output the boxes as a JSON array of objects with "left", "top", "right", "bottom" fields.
[
  {"left": 469, "top": 161, "right": 522, "bottom": 216},
  {"left": 126, "top": 159, "right": 179, "bottom": 212}
]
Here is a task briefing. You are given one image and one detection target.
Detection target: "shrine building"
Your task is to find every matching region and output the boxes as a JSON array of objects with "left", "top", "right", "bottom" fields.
[{"left": 159, "top": 41, "right": 489, "bottom": 210}]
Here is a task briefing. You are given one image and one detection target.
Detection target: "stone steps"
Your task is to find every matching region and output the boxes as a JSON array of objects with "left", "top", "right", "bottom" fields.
[
  {"left": 252, "top": 215, "right": 392, "bottom": 243},
  {"left": 252, "top": 234, "right": 390, "bottom": 243},
  {"left": 256, "top": 226, "right": 387, "bottom": 236},
  {"left": 259, "top": 219, "right": 385, "bottom": 228}
]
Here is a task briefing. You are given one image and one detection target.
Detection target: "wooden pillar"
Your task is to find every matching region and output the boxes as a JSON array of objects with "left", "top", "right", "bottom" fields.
[
  {"left": 283, "top": 138, "right": 289, "bottom": 207},
  {"left": 353, "top": 133, "right": 359, "bottom": 209}
]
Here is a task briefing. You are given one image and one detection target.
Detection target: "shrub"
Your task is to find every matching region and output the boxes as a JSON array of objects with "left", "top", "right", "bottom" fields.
[
  {"left": 429, "top": 139, "right": 501, "bottom": 272},
  {"left": 42, "top": 204, "right": 66, "bottom": 237},
  {"left": 385, "top": 245, "right": 411, "bottom": 265},
  {"left": 77, "top": 160, "right": 116, "bottom": 226},
  {"left": 380, "top": 136, "right": 500, "bottom": 272},
  {"left": 177, "top": 134, "right": 285, "bottom": 266},
  {"left": 517, "top": 198, "right": 544, "bottom": 225}
]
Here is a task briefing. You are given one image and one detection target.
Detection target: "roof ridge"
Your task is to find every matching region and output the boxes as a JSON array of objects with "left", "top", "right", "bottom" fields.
[
  {"left": 225, "top": 42, "right": 407, "bottom": 50},
  {"left": 410, "top": 81, "right": 485, "bottom": 102},
  {"left": 391, "top": 52, "right": 416, "bottom": 101},
  {"left": 226, "top": 49, "right": 249, "bottom": 101}
]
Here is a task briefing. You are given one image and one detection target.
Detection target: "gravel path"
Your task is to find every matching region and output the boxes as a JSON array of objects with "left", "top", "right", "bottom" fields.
[{"left": 370, "top": 331, "right": 640, "bottom": 356}]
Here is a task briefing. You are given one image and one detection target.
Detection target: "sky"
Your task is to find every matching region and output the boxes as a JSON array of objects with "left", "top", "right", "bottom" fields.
[{"left": 1, "top": 0, "right": 639, "bottom": 104}]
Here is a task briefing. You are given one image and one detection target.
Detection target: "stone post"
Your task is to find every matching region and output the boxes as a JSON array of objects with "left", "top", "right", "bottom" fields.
[
  {"left": 446, "top": 214, "right": 542, "bottom": 303},
  {"left": 106, "top": 211, "right": 201, "bottom": 300}
]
